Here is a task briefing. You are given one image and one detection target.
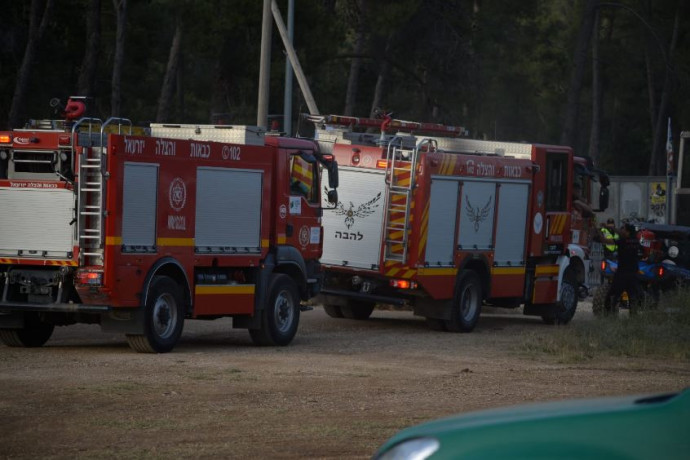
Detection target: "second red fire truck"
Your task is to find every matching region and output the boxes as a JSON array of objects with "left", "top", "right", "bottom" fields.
[
  {"left": 309, "top": 114, "right": 607, "bottom": 331},
  {"left": 0, "top": 98, "right": 338, "bottom": 353}
]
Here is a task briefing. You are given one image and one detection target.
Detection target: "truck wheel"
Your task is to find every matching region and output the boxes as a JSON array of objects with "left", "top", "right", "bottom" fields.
[
  {"left": 542, "top": 279, "right": 578, "bottom": 325},
  {"left": 445, "top": 270, "right": 482, "bottom": 332},
  {"left": 0, "top": 313, "right": 54, "bottom": 348},
  {"left": 340, "top": 300, "right": 375, "bottom": 320},
  {"left": 323, "top": 304, "right": 344, "bottom": 318},
  {"left": 126, "top": 276, "right": 185, "bottom": 353},
  {"left": 249, "top": 274, "right": 300, "bottom": 346}
]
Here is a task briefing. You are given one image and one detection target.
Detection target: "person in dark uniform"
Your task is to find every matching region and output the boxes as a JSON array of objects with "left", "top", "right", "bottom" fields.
[{"left": 602, "top": 223, "right": 641, "bottom": 309}]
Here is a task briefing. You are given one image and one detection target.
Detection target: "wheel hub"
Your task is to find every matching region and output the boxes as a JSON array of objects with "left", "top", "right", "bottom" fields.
[{"left": 153, "top": 294, "right": 176, "bottom": 338}]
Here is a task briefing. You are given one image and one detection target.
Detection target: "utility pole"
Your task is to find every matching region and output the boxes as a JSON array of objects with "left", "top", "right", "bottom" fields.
[
  {"left": 271, "top": 0, "right": 319, "bottom": 116},
  {"left": 283, "top": 0, "right": 295, "bottom": 135},
  {"left": 257, "top": 0, "right": 272, "bottom": 129}
]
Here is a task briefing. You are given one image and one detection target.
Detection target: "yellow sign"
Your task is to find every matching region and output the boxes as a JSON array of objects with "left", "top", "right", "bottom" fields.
[{"left": 650, "top": 182, "right": 666, "bottom": 205}]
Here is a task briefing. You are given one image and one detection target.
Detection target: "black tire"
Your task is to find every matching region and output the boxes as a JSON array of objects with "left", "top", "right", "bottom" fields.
[
  {"left": 340, "top": 300, "right": 375, "bottom": 320},
  {"left": 323, "top": 304, "right": 344, "bottom": 318},
  {"left": 445, "top": 270, "right": 482, "bottom": 332},
  {"left": 126, "top": 276, "right": 185, "bottom": 353},
  {"left": 542, "top": 278, "right": 578, "bottom": 325},
  {"left": 0, "top": 313, "right": 54, "bottom": 348},
  {"left": 592, "top": 283, "right": 618, "bottom": 317},
  {"left": 249, "top": 274, "right": 300, "bottom": 346}
]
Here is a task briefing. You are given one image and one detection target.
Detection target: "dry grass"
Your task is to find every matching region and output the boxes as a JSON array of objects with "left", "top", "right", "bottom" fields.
[{"left": 522, "top": 287, "right": 690, "bottom": 363}]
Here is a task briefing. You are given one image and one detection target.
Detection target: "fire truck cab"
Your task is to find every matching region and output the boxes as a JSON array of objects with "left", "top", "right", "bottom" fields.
[
  {"left": 0, "top": 98, "right": 338, "bottom": 353},
  {"left": 309, "top": 114, "right": 606, "bottom": 331}
]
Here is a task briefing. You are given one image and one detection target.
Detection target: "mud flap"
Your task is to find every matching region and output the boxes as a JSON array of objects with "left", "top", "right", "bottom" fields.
[{"left": 100, "top": 308, "right": 145, "bottom": 334}]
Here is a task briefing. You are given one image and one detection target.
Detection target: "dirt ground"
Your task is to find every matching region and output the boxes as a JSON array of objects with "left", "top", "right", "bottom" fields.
[{"left": 1, "top": 301, "right": 688, "bottom": 459}]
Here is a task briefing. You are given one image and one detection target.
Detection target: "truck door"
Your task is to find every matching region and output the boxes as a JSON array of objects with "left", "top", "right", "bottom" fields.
[
  {"left": 287, "top": 153, "right": 322, "bottom": 260},
  {"left": 543, "top": 152, "right": 571, "bottom": 254}
]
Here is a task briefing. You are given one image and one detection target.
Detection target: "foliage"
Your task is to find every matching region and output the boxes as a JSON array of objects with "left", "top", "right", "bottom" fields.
[
  {"left": 522, "top": 286, "right": 690, "bottom": 362},
  {"left": 1, "top": 0, "right": 689, "bottom": 175}
]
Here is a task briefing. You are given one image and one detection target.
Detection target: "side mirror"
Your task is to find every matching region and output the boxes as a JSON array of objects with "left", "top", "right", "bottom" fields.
[
  {"left": 599, "top": 186, "right": 609, "bottom": 211},
  {"left": 328, "top": 161, "right": 339, "bottom": 189},
  {"left": 327, "top": 189, "right": 338, "bottom": 205}
]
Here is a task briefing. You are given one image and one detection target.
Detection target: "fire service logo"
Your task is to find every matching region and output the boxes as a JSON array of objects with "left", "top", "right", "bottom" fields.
[
  {"left": 299, "top": 226, "right": 310, "bottom": 248},
  {"left": 465, "top": 195, "right": 492, "bottom": 231},
  {"left": 333, "top": 192, "right": 381, "bottom": 229},
  {"left": 169, "top": 178, "right": 187, "bottom": 211}
]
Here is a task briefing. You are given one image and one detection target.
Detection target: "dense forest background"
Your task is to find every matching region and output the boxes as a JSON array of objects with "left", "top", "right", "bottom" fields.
[{"left": 1, "top": 0, "right": 688, "bottom": 176}]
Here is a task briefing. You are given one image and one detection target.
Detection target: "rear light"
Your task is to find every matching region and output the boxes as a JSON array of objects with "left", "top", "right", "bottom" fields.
[
  {"left": 76, "top": 270, "right": 103, "bottom": 286},
  {"left": 600, "top": 261, "right": 607, "bottom": 271},
  {"left": 352, "top": 152, "right": 360, "bottom": 165},
  {"left": 390, "top": 279, "right": 417, "bottom": 289},
  {"left": 658, "top": 266, "right": 664, "bottom": 277},
  {"left": 58, "top": 135, "right": 71, "bottom": 146},
  {"left": 0, "top": 134, "right": 11, "bottom": 144},
  {"left": 376, "top": 159, "right": 388, "bottom": 168}
]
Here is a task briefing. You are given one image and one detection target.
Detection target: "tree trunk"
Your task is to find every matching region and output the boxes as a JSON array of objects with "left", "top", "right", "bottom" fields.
[
  {"left": 156, "top": 22, "right": 182, "bottom": 123},
  {"left": 643, "top": 0, "right": 656, "bottom": 135},
  {"left": 560, "top": 0, "right": 598, "bottom": 148},
  {"left": 77, "top": 0, "right": 101, "bottom": 97},
  {"left": 111, "top": 0, "right": 128, "bottom": 117},
  {"left": 648, "top": 0, "right": 681, "bottom": 175},
  {"left": 369, "top": 60, "right": 389, "bottom": 118},
  {"left": 589, "top": 9, "right": 601, "bottom": 163},
  {"left": 344, "top": 0, "right": 367, "bottom": 116},
  {"left": 7, "top": 0, "right": 55, "bottom": 128}
]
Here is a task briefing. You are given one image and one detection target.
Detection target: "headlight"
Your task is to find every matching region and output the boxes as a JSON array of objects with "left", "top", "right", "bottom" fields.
[
  {"left": 375, "top": 437, "right": 440, "bottom": 460},
  {"left": 668, "top": 246, "right": 679, "bottom": 258}
]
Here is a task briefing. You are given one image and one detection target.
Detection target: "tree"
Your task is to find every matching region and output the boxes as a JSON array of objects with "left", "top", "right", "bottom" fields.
[
  {"left": 343, "top": 0, "right": 368, "bottom": 116},
  {"left": 111, "top": 0, "right": 128, "bottom": 117},
  {"left": 7, "top": 0, "right": 55, "bottom": 128},
  {"left": 589, "top": 8, "right": 601, "bottom": 163},
  {"left": 156, "top": 21, "right": 182, "bottom": 122},
  {"left": 648, "top": 0, "right": 681, "bottom": 175},
  {"left": 77, "top": 0, "right": 102, "bottom": 97},
  {"left": 561, "top": 0, "right": 598, "bottom": 148}
]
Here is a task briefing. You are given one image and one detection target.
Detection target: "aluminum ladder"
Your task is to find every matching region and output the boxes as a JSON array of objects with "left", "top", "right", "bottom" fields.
[{"left": 72, "top": 117, "right": 132, "bottom": 266}]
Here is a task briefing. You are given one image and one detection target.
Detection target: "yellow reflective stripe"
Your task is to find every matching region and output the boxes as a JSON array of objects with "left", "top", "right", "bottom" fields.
[
  {"left": 417, "top": 267, "right": 457, "bottom": 276},
  {"left": 157, "top": 238, "right": 195, "bottom": 247},
  {"left": 491, "top": 267, "right": 526, "bottom": 275},
  {"left": 109, "top": 237, "right": 195, "bottom": 246},
  {"left": 195, "top": 285, "right": 255, "bottom": 295},
  {"left": 535, "top": 265, "right": 559, "bottom": 276}
]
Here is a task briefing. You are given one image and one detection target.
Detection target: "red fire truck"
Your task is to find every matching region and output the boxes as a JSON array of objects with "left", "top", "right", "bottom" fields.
[
  {"left": 0, "top": 97, "right": 338, "bottom": 353},
  {"left": 309, "top": 114, "right": 607, "bottom": 331}
]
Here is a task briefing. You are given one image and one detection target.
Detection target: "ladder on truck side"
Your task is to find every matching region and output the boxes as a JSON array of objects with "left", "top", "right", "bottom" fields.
[
  {"left": 73, "top": 117, "right": 132, "bottom": 267},
  {"left": 382, "top": 137, "right": 436, "bottom": 264}
]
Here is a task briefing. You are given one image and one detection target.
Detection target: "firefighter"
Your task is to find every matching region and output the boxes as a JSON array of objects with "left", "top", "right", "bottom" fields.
[
  {"left": 602, "top": 223, "right": 641, "bottom": 309},
  {"left": 599, "top": 218, "right": 619, "bottom": 258}
]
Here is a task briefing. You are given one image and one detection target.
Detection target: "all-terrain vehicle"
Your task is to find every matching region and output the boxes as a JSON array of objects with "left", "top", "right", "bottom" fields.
[{"left": 592, "top": 223, "right": 690, "bottom": 315}]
